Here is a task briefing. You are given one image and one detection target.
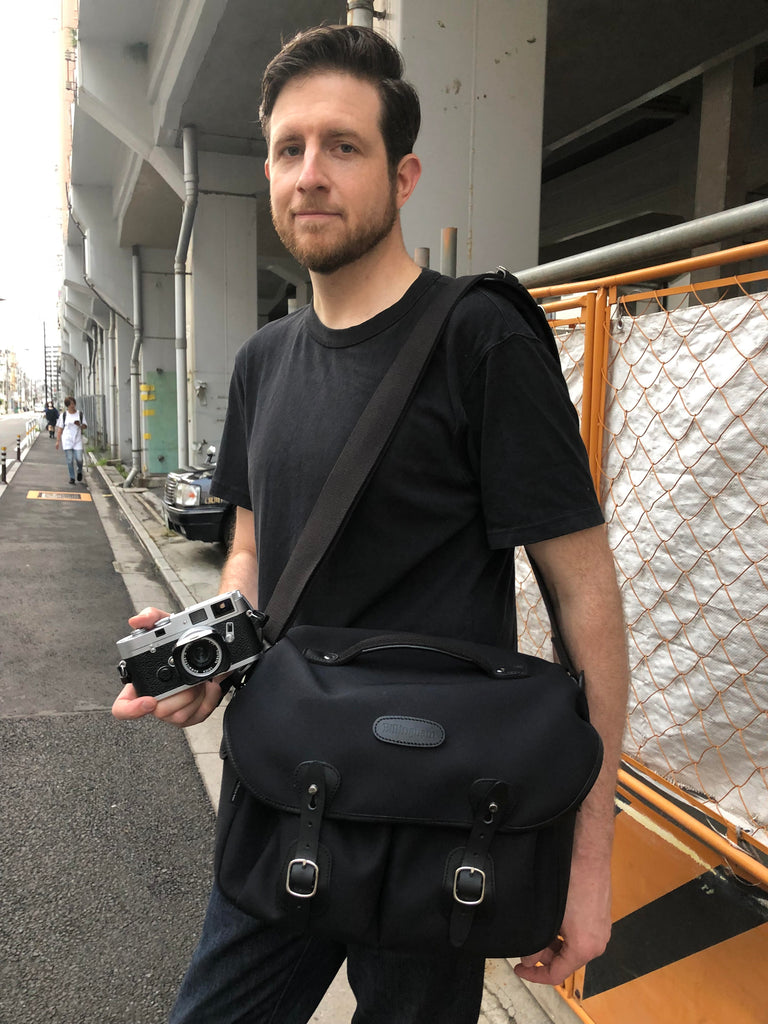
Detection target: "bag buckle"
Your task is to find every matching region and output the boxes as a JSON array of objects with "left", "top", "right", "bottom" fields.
[
  {"left": 286, "top": 857, "right": 319, "bottom": 899},
  {"left": 453, "top": 865, "right": 486, "bottom": 906}
]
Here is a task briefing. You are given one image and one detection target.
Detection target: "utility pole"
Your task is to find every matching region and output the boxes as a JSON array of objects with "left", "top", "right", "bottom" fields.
[{"left": 43, "top": 323, "right": 48, "bottom": 403}]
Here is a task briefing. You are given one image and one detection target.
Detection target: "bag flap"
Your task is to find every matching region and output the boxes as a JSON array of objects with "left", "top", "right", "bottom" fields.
[{"left": 224, "top": 626, "right": 603, "bottom": 832}]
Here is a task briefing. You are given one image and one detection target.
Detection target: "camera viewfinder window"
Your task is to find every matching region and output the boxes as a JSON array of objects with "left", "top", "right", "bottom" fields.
[
  {"left": 213, "top": 598, "right": 234, "bottom": 618},
  {"left": 189, "top": 607, "right": 209, "bottom": 625}
]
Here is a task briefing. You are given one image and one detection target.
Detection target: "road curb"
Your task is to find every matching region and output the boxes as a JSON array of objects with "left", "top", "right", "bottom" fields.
[{"left": 89, "top": 455, "right": 198, "bottom": 610}]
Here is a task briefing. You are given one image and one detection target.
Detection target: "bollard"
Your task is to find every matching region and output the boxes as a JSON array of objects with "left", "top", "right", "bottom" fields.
[
  {"left": 16, "top": 435, "right": 22, "bottom": 461},
  {"left": 1, "top": 447, "right": 6, "bottom": 484}
]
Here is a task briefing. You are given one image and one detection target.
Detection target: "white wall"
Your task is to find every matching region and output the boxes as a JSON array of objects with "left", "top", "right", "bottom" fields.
[
  {"left": 384, "top": 0, "right": 548, "bottom": 274},
  {"left": 187, "top": 192, "right": 260, "bottom": 455}
]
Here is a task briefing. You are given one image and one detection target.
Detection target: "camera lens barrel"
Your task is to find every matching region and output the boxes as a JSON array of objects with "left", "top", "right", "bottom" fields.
[{"left": 174, "top": 626, "right": 231, "bottom": 681}]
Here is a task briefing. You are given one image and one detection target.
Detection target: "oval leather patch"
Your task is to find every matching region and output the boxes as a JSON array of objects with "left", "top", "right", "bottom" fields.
[{"left": 373, "top": 716, "right": 445, "bottom": 748}]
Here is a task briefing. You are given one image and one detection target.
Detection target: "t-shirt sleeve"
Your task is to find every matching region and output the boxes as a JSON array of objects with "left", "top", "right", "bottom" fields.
[
  {"left": 210, "top": 348, "right": 253, "bottom": 509},
  {"left": 459, "top": 297, "right": 603, "bottom": 549}
]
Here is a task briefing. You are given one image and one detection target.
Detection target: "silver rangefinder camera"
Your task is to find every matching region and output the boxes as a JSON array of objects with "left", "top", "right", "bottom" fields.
[{"left": 116, "top": 591, "right": 266, "bottom": 699}]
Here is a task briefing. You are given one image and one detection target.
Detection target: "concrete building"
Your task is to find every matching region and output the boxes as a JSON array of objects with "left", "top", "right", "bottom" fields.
[{"left": 58, "top": 0, "right": 768, "bottom": 477}]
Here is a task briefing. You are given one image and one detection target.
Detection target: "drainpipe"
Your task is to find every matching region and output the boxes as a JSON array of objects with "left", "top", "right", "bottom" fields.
[
  {"left": 175, "top": 125, "right": 199, "bottom": 469},
  {"left": 96, "top": 324, "right": 106, "bottom": 444},
  {"left": 124, "top": 246, "right": 144, "bottom": 487},
  {"left": 347, "top": 1, "right": 381, "bottom": 27},
  {"left": 108, "top": 310, "right": 118, "bottom": 459}
]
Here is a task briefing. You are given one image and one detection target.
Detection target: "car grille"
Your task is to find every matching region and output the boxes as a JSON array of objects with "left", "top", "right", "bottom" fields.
[{"left": 164, "top": 476, "right": 178, "bottom": 504}]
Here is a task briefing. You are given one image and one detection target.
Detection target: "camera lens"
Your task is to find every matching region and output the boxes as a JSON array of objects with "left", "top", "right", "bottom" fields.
[{"left": 180, "top": 636, "right": 223, "bottom": 677}]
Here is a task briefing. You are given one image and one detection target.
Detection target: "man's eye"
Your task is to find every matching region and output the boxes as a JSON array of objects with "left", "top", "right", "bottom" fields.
[
  {"left": 281, "top": 145, "right": 301, "bottom": 158},
  {"left": 338, "top": 143, "right": 356, "bottom": 154}
]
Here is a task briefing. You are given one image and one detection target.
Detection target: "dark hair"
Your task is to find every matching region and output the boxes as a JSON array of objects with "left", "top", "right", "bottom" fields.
[{"left": 260, "top": 25, "right": 420, "bottom": 173}]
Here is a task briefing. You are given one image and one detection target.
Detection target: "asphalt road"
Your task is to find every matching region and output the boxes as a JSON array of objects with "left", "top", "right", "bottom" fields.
[{"left": 0, "top": 435, "right": 217, "bottom": 1024}]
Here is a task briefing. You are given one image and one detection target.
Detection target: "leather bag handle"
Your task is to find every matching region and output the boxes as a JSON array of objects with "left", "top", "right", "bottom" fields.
[{"left": 302, "top": 632, "right": 532, "bottom": 680}]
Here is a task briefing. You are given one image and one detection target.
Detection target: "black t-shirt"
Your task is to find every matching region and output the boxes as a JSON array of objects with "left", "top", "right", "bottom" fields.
[{"left": 212, "top": 269, "right": 603, "bottom": 646}]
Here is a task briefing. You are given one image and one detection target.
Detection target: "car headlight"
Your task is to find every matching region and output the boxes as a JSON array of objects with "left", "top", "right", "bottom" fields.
[{"left": 175, "top": 482, "right": 201, "bottom": 507}]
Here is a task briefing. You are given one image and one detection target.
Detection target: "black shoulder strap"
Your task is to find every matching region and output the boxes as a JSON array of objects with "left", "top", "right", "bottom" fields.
[{"left": 262, "top": 272, "right": 485, "bottom": 643}]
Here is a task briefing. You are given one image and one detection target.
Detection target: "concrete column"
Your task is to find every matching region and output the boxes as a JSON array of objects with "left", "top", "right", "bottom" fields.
[
  {"left": 139, "top": 249, "right": 176, "bottom": 473},
  {"left": 383, "top": 0, "right": 547, "bottom": 274},
  {"left": 694, "top": 51, "right": 754, "bottom": 219},
  {"left": 692, "top": 50, "right": 754, "bottom": 291},
  {"left": 187, "top": 192, "right": 260, "bottom": 458}
]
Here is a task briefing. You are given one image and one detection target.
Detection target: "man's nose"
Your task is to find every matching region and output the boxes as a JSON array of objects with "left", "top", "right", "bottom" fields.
[{"left": 296, "top": 145, "right": 329, "bottom": 191}]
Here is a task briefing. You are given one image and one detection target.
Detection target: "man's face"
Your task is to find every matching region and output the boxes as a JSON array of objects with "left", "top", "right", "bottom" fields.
[{"left": 265, "top": 72, "right": 399, "bottom": 275}]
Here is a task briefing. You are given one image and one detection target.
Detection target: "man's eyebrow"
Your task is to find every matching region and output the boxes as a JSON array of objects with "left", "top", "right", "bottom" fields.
[{"left": 271, "top": 126, "right": 367, "bottom": 148}]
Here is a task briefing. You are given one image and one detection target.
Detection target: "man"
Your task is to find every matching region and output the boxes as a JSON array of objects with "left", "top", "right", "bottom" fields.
[
  {"left": 113, "top": 25, "right": 629, "bottom": 1024},
  {"left": 56, "top": 396, "right": 87, "bottom": 484}
]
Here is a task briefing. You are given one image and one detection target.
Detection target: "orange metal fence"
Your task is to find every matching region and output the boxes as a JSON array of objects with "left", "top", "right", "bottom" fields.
[{"left": 515, "top": 241, "right": 768, "bottom": 858}]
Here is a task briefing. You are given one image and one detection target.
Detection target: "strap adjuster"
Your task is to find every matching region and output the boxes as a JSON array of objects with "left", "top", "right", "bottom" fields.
[
  {"left": 286, "top": 857, "right": 319, "bottom": 899},
  {"left": 453, "top": 865, "right": 486, "bottom": 906}
]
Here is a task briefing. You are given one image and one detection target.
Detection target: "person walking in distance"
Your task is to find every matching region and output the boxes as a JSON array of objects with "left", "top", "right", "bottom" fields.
[
  {"left": 113, "top": 25, "right": 629, "bottom": 1024},
  {"left": 44, "top": 401, "right": 59, "bottom": 440},
  {"left": 56, "top": 396, "right": 87, "bottom": 485}
]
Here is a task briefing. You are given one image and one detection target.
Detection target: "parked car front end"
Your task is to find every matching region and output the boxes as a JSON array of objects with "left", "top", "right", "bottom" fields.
[{"left": 162, "top": 460, "right": 233, "bottom": 546}]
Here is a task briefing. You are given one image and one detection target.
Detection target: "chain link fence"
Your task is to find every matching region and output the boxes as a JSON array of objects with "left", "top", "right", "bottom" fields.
[{"left": 519, "top": 258, "right": 768, "bottom": 850}]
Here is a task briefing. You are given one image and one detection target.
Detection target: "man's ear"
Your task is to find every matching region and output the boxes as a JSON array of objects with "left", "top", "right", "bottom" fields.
[
  {"left": 395, "top": 153, "right": 422, "bottom": 210},
  {"left": 264, "top": 157, "right": 271, "bottom": 182}
]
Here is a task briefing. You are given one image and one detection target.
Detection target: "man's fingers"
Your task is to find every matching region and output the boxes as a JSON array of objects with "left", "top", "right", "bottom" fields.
[
  {"left": 128, "top": 606, "right": 170, "bottom": 629},
  {"left": 111, "top": 682, "right": 158, "bottom": 720}
]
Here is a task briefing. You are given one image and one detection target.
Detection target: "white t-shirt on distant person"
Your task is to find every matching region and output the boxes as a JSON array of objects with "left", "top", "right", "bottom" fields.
[{"left": 57, "top": 409, "right": 87, "bottom": 450}]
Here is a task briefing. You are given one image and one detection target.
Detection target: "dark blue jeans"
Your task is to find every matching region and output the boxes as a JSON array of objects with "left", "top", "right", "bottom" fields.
[{"left": 169, "top": 882, "right": 486, "bottom": 1024}]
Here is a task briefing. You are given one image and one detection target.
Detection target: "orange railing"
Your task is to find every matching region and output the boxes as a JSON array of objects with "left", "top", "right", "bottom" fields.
[{"left": 515, "top": 240, "right": 768, "bottom": 871}]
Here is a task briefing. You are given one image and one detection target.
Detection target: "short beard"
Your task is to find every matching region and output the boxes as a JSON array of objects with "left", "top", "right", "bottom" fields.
[{"left": 272, "top": 190, "right": 398, "bottom": 275}]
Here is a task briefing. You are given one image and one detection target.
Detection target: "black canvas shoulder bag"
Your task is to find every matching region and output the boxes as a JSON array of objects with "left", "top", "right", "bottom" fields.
[{"left": 215, "top": 270, "right": 603, "bottom": 957}]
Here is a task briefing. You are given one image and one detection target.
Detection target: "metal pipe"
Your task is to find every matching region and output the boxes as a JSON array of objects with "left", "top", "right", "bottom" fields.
[
  {"left": 347, "top": 1, "right": 375, "bottom": 27},
  {"left": 414, "top": 247, "right": 430, "bottom": 269},
  {"left": 617, "top": 767, "right": 768, "bottom": 890},
  {"left": 124, "top": 246, "right": 144, "bottom": 488},
  {"left": 440, "top": 227, "right": 458, "bottom": 277},
  {"left": 516, "top": 196, "right": 768, "bottom": 288},
  {"left": 96, "top": 323, "right": 105, "bottom": 446},
  {"left": 107, "top": 310, "right": 118, "bottom": 459},
  {"left": 174, "top": 125, "right": 199, "bottom": 470}
]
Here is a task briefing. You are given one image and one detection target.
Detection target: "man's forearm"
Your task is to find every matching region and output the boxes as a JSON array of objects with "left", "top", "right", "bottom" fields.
[
  {"left": 219, "top": 508, "right": 259, "bottom": 608},
  {"left": 528, "top": 527, "right": 629, "bottom": 853}
]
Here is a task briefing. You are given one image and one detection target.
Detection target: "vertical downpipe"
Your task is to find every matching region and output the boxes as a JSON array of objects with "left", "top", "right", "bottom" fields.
[
  {"left": 347, "top": 1, "right": 375, "bottom": 27},
  {"left": 175, "top": 125, "right": 199, "bottom": 470},
  {"left": 97, "top": 323, "right": 106, "bottom": 445},
  {"left": 108, "top": 310, "right": 118, "bottom": 459},
  {"left": 124, "top": 246, "right": 144, "bottom": 487}
]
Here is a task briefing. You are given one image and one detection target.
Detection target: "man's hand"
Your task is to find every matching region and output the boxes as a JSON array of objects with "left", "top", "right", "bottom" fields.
[
  {"left": 111, "top": 606, "right": 226, "bottom": 728},
  {"left": 514, "top": 848, "right": 612, "bottom": 987}
]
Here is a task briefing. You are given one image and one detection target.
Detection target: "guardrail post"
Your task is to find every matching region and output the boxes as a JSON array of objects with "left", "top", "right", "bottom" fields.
[
  {"left": 16, "top": 435, "right": 21, "bottom": 461},
  {"left": 1, "top": 447, "right": 6, "bottom": 484}
]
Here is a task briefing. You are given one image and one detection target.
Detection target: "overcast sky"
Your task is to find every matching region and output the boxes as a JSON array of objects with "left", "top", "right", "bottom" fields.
[{"left": 0, "top": 0, "right": 62, "bottom": 379}]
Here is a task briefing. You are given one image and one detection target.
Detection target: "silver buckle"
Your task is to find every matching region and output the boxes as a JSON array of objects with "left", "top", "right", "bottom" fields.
[
  {"left": 453, "top": 866, "right": 486, "bottom": 906},
  {"left": 286, "top": 858, "right": 319, "bottom": 899}
]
